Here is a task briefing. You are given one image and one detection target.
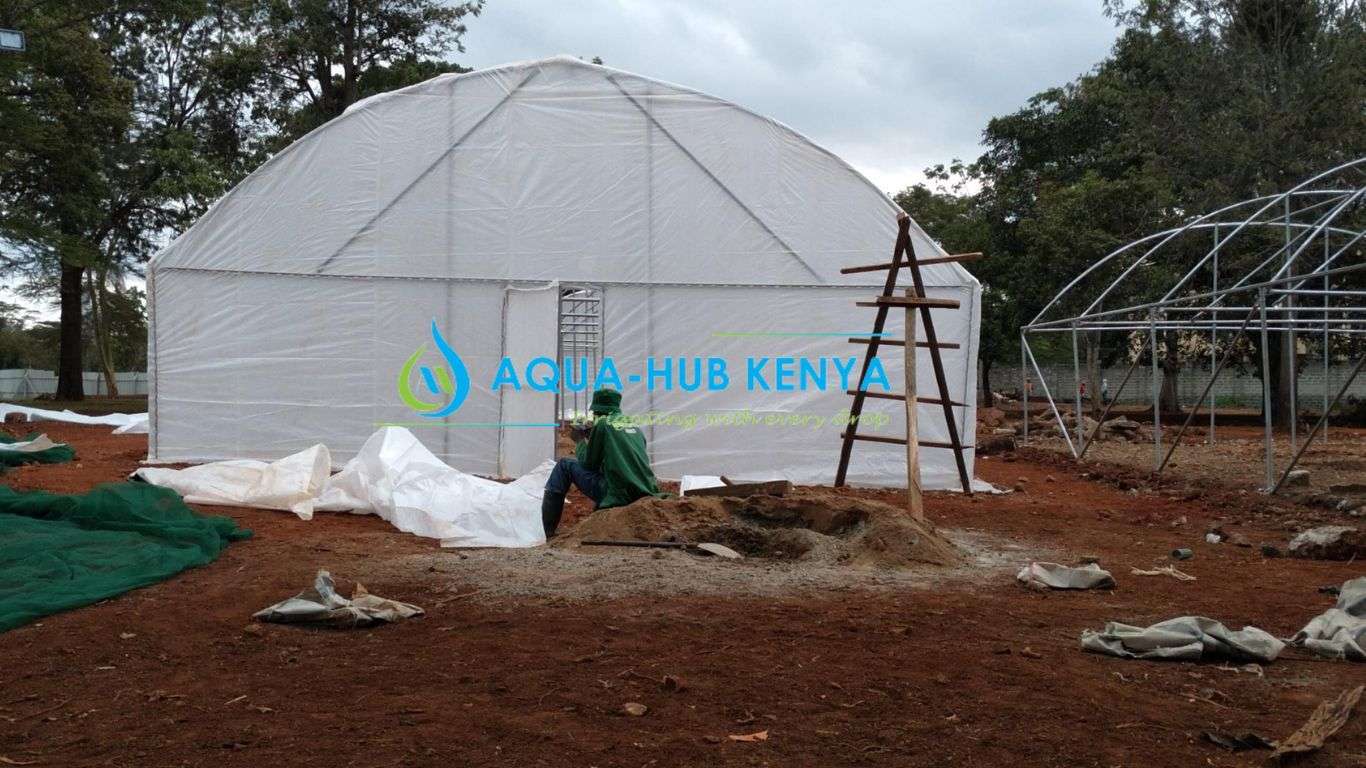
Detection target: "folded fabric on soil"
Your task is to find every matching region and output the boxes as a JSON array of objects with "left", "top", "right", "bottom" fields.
[
  {"left": 0, "top": 482, "right": 250, "bottom": 632},
  {"left": 1081, "top": 616, "right": 1284, "bottom": 663},
  {"left": 253, "top": 570, "right": 422, "bottom": 628},
  {"left": 1291, "top": 577, "right": 1366, "bottom": 661},
  {"left": 1017, "top": 562, "right": 1115, "bottom": 590},
  {"left": 135, "top": 427, "right": 549, "bottom": 548},
  {"left": 134, "top": 445, "right": 332, "bottom": 519},
  {"left": 0, "top": 433, "right": 75, "bottom": 467},
  {"left": 315, "top": 427, "right": 551, "bottom": 548},
  {"left": 0, "top": 403, "right": 148, "bottom": 434}
]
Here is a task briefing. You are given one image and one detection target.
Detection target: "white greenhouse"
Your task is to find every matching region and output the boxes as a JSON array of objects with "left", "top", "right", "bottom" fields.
[{"left": 148, "top": 56, "right": 981, "bottom": 488}]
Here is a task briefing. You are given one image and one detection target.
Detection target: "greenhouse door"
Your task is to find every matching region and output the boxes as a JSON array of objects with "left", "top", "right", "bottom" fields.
[{"left": 499, "top": 284, "right": 559, "bottom": 477}]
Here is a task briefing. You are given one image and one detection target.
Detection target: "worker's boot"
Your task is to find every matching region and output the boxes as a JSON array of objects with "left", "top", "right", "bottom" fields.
[{"left": 541, "top": 490, "right": 567, "bottom": 538}]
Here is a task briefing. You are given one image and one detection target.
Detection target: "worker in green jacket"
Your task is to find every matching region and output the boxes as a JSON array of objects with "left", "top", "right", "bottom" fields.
[{"left": 541, "top": 388, "right": 661, "bottom": 537}]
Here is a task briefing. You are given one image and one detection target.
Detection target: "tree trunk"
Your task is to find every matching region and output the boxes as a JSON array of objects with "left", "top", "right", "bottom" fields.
[
  {"left": 980, "top": 358, "right": 995, "bottom": 407},
  {"left": 56, "top": 262, "right": 85, "bottom": 401},
  {"left": 1158, "top": 331, "right": 1180, "bottom": 415},
  {"left": 85, "top": 267, "right": 120, "bottom": 397},
  {"left": 1267, "top": 334, "right": 1295, "bottom": 427},
  {"left": 1084, "top": 333, "right": 1101, "bottom": 417}
]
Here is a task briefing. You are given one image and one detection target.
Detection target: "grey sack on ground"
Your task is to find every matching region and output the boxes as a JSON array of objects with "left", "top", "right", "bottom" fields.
[
  {"left": 1291, "top": 576, "right": 1366, "bottom": 662},
  {"left": 1080, "top": 616, "right": 1284, "bottom": 663},
  {"left": 253, "top": 570, "right": 423, "bottom": 629}
]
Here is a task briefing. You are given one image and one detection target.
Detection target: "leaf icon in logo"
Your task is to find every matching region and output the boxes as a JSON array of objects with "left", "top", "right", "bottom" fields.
[{"left": 396, "top": 321, "right": 471, "bottom": 418}]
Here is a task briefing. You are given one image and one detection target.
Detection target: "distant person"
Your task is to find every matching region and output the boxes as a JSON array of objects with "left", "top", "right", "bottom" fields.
[
  {"left": 1101, "top": 378, "right": 1110, "bottom": 405},
  {"left": 541, "top": 388, "right": 662, "bottom": 537},
  {"left": 1079, "top": 381, "right": 1088, "bottom": 401}
]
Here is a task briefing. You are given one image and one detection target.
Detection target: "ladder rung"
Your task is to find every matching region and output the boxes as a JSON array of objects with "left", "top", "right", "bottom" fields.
[
  {"left": 847, "top": 337, "right": 960, "bottom": 350},
  {"left": 843, "top": 390, "right": 966, "bottom": 406},
  {"left": 857, "top": 296, "right": 961, "bottom": 310},
  {"left": 839, "top": 253, "right": 983, "bottom": 274},
  {"left": 841, "top": 432, "right": 972, "bottom": 451}
]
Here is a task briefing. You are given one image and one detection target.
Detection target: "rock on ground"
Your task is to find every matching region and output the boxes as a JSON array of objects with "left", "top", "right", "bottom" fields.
[{"left": 1288, "top": 525, "right": 1364, "bottom": 561}]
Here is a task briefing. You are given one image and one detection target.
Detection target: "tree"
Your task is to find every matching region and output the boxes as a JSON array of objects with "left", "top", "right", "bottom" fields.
[
  {"left": 0, "top": 2, "right": 131, "bottom": 400},
  {"left": 969, "top": 0, "right": 1364, "bottom": 423},
  {"left": 3, "top": 1, "right": 273, "bottom": 400},
  {"left": 892, "top": 164, "right": 1011, "bottom": 405},
  {"left": 250, "top": 0, "right": 482, "bottom": 144}
]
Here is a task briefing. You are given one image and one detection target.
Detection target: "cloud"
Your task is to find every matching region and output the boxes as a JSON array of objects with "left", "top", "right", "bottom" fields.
[{"left": 460, "top": 0, "right": 1118, "bottom": 193}]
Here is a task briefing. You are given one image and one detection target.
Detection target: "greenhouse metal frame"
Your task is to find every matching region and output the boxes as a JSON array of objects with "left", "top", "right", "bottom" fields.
[{"left": 1020, "top": 157, "right": 1366, "bottom": 494}]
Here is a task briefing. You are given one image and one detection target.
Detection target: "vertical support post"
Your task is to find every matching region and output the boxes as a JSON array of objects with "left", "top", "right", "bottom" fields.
[
  {"left": 1021, "top": 333, "right": 1029, "bottom": 442},
  {"left": 1284, "top": 197, "right": 1297, "bottom": 451},
  {"left": 1149, "top": 312, "right": 1161, "bottom": 472},
  {"left": 1323, "top": 229, "right": 1330, "bottom": 443},
  {"left": 1210, "top": 225, "right": 1218, "bottom": 444},
  {"left": 904, "top": 289, "right": 923, "bottom": 522},
  {"left": 1259, "top": 288, "right": 1275, "bottom": 491},
  {"left": 1072, "top": 322, "right": 1084, "bottom": 446}
]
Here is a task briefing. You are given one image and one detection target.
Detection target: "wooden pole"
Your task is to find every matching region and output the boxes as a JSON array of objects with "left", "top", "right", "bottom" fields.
[{"left": 904, "top": 288, "right": 923, "bottom": 522}]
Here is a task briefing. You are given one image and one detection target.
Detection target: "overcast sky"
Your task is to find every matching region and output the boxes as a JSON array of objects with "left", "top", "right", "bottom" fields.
[
  {"left": 459, "top": 0, "right": 1121, "bottom": 193},
  {"left": 5, "top": 1, "right": 1121, "bottom": 320}
]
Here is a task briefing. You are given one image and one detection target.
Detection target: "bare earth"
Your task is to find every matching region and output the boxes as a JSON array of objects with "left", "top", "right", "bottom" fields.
[{"left": 1, "top": 423, "right": 1364, "bottom": 767}]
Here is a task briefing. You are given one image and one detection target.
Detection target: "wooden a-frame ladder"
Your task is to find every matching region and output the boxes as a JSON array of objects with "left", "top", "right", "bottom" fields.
[{"left": 834, "top": 213, "right": 976, "bottom": 496}]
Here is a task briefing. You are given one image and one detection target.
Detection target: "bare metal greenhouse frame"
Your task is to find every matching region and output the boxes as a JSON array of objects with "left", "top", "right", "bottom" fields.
[{"left": 1019, "top": 157, "right": 1366, "bottom": 494}]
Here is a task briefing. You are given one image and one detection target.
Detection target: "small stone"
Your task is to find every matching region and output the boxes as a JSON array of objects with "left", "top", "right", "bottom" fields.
[
  {"left": 243, "top": 623, "right": 265, "bottom": 637},
  {"left": 1260, "top": 544, "right": 1281, "bottom": 558},
  {"left": 1020, "top": 647, "right": 1042, "bottom": 659},
  {"left": 1285, "top": 469, "right": 1311, "bottom": 486},
  {"left": 119, "top": 632, "right": 136, "bottom": 640},
  {"left": 1045, "top": 475, "right": 1056, "bottom": 483},
  {"left": 622, "top": 702, "right": 648, "bottom": 717},
  {"left": 1012, "top": 483, "right": 1026, "bottom": 493}
]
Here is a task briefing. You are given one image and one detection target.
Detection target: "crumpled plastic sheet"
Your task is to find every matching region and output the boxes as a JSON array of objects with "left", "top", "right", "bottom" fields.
[
  {"left": 0, "top": 434, "right": 64, "bottom": 454},
  {"left": 253, "top": 570, "right": 423, "bottom": 628},
  {"left": 0, "top": 403, "right": 148, "bottom": 434},
  {"left": 1081, "top": 616, "right": 1285, "bottom": 663},
  {"left": 135, "top": 426, "right": 550, "bottom": 548},
  {"left": 1291, "top": 577, "right": 1366, "bottom": 661},
  {"left": 315, "top": 426, "right": 551, "bottom": 548},
  {"left": 134, "top": 445, "right": 332, "bottom": 519},
  {"left": 1017, "top": 562, "right": 1116, "bottom": 591}
]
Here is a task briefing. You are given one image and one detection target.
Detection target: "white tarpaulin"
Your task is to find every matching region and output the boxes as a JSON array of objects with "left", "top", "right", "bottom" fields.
[
  {"left": 147, "top": 56, "right": 982, "bottom": 489},
  {"left": 134, "top": 445, "right": 332, "bottom": 519},
  {"left": 315, "top": 427, "right": 549, "bottom": 548},
  {"left": 135, "top": 427, "right": 547, "bottom": 548},
  {"left": 0, "top": 434, "right": 64, "bottom": 454},
  {"left": 0, "top": 403, "right": 148, "bottom": 434}
]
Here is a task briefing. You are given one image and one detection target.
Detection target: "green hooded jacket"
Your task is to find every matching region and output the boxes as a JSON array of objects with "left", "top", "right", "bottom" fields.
[{"left": 575, "top": 415, "right": 662, "bottom": 509}]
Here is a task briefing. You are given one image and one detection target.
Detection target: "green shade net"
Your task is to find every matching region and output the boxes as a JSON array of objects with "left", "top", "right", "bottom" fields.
[
  {"left": 0, "top": 482, "right": 252, "bottom": 632},
  {"left": 0, "top": 432, "right": 76, "bottom": 467}
]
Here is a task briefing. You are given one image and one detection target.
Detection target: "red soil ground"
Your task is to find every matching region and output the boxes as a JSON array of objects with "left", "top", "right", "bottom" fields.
[{"left": 2, "top": 423, "right": 1364, "bottom": 767}]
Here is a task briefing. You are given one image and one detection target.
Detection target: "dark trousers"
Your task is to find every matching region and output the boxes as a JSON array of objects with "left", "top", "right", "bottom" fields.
[{"left": 545, "top": 458, "right": 605, "bottom": 504}]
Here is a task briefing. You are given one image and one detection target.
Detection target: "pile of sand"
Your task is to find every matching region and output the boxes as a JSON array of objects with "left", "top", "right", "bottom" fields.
[{"left": 557, "top": 490, "right": 963, "bottom": 570}]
